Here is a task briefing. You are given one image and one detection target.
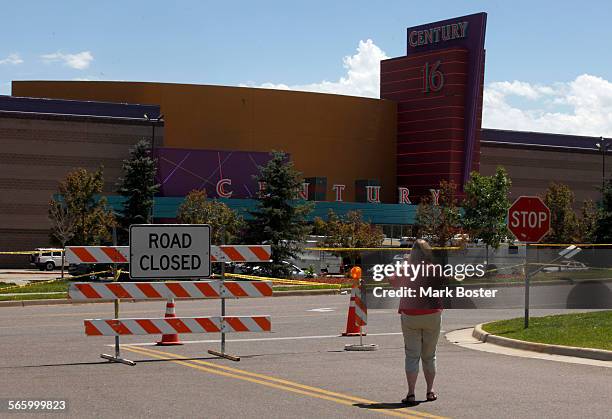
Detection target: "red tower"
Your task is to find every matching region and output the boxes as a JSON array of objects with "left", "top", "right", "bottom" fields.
[{"left": 381, "top": 13, "right": 487, "bottom": 201}]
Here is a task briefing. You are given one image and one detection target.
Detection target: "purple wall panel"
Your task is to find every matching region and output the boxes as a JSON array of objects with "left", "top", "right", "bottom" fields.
[{"left": 154, "top": 148, "right": 273, "bottom": 198}]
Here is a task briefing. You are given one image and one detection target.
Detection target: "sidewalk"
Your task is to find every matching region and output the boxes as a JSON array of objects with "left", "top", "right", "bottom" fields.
[{"left": 446, "top": 328, "right": 612, "bottom": 367}]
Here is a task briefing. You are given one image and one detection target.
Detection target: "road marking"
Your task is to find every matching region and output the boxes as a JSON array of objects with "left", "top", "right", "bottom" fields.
[
  {"left": 118, "top": 331, "right": 404, "bottom": 346},
  {"left": 122, "top": 345, "right": 447, "bottom": 419},
  {"left": 308, "top": 307, "right": 335, "bottom": 312}
]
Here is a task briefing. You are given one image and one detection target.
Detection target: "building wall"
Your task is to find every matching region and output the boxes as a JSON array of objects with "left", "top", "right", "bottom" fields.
[
  {"left": 13, "top": 81, "right": 398, "bottom": 203},
  {"left": 480, "top": 143, "right": 612, "bottom": 205},
  {"left": 0, "top": 113, "right": 161, "bottom": 266}
]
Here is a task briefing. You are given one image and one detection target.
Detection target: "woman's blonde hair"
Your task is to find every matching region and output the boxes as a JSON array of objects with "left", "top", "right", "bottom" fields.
[{"left": 409, "top": 239, "right": 434, "bottom": 265}]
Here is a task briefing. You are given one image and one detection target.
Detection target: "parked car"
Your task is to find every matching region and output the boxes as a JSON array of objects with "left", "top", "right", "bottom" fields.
[
  {"left": 399, "top": 237, "right": 415, "bottom": 248},
  {"left": 246, "top": 261, "right": 307, "bottom": 279},
  {"left": 30, "top": 248, "right": 67, "bottom": 271},
  {"left": 543, "top": 261, "right": 588, "bottom": 272}
]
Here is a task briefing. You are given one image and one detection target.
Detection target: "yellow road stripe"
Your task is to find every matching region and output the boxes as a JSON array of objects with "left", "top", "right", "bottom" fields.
[
  {"left": 122, "top": 346, "right": 418, "bottom": 418},
  {"left": 123, "top": 345, "right": 447, "bottom": 419}
]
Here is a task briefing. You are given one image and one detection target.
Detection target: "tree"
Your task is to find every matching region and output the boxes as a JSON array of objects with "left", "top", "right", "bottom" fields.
[
  {"left": 116, "top": 139, "right": 159, "bottom": 239},
  {"left": 311, "top": 216, "right": 327, "bottom": 236},
  {"left": 177, "top": 190, "right": 244, "bottom": 245},
  {"left": 57, "top": 167, "right": 115, "bottom": 245},
  {"left": 595, "top": 179, "right": 612, "bottom": 243},
  {"left": 462, "top": 167, "right": 512, "bottom": 257},
  {"left": 415, "top": 180, "right": 461, "bottom": 247},
  {"left": 543, "top": 182, "right": 579, "bottom": 243},
  {"left": 319, "top": 209, "right": 385, "bottom": 265},
  {"left": 48, "top": 199, "right": 76, "bottom": 278},
  {"left": 246, "top": 151, "right": 313, "bottom": 277},
  {"left": 578, "top": 199, "right": 600, "bottom": 243}
]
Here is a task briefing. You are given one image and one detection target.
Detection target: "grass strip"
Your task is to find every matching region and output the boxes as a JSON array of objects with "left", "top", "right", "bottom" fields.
[
  {"left": 0, "top": 293, "right": 68, "bottom": 301},
  {"left": 482, "top": 311, "right": 612, "bottom": 351},
  {"left": 0, "top": 280, "right": 70, "bottom": 294}
]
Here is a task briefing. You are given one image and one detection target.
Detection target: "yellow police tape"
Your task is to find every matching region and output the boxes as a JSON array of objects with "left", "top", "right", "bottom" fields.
[
  {"left": 527, "top": 243, "right": 612, "bottom": 247},
  {"left": 305, "top": 246, "right": 460, "bottom": 251},
  {"left": 224, "top": 272, "right": 345, "bottom": 288},
  {"left": 0, "top": 251, "right": 45, "bottom": 255},
  {"left": 526, "top": 263, "right": 612, "bottom": 270}
]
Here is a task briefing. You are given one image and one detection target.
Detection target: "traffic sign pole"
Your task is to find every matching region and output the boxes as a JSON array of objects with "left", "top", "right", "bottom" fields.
[
  {"left": 507, "top": 196, "right": 551, "bottom": 329},
  {"left": 524, "top": 255, "right": 530, "bottom": 328}
]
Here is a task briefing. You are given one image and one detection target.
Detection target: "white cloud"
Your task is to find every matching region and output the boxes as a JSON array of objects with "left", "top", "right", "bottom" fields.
[
  {"left": 483, "top": 74, "right": 612, "bottom": 137},
  {"left": 244, "top": 38, "right": 612, "bottom": 137},
  {"left": 0, "top": 53, "right": 23, "bottom": 65},
  {"left": 41, "top": 51, "right": 93, "bottom": 70},
  {"left": 242, "top": 39, "right": 387, "bottom": 98}
]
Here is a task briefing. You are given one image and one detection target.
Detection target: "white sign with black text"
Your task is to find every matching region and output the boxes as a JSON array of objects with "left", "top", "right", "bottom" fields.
[{"left": 129, "top": 224, "right": 211, "bottom": 279}]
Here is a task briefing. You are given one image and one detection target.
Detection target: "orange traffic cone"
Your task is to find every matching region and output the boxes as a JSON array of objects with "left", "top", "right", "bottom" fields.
[
  {"left": 342, "top": 287, "right": 361, "bottom": 336},
  {"left": 156, "top": 298, "right": 183, "bottom": 346},
  {"left": 341, "top": 267, "right": 366, "bottom": 337}
]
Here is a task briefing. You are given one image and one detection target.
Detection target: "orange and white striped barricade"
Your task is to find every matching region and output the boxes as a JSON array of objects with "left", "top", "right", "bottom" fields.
[
  {"left": 343, "top": 267, "right": 377, "bottom": 352},
  {"left": 66, "top": 245, "right": 272, "bottom": 265},
  {"left": 65, "top": 246, "right": 130, "bottom": 265},
  {"left": 69, "top": 280, "right": 273, "bottom": 365},
  {"left": 68, "top": 281, "right": 273, "bottom": 301},
  {"left": 67, "top": 243, "right": 272, "bottom": 362},
  {"left": 83, "top": 316, "right": 271, "bottom": 336}
]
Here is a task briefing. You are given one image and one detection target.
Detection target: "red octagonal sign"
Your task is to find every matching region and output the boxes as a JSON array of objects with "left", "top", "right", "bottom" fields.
[{"left": 507, "top": 196, "right": 551, "bottom": 243}]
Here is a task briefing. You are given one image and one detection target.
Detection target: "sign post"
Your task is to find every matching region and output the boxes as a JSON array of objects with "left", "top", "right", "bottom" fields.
[
  {"left": 207, "top": 227, "right": 241, "bottom": 361},
  {"left": 507, "top": 196, "right": 551, "bottom": 328}
]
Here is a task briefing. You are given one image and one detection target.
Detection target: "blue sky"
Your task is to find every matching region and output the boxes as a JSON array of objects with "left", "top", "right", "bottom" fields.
[{"left": 2, "top": 1, "right": 612, "bottom": 136}]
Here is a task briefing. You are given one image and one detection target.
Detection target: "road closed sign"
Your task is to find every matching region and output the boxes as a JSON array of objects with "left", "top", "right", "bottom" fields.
[
  {"left": 129, "top": 224, "right": 211, "bottom": 279},
  {"left": 507, "top": 196, "right": 551, "bottom": 243}
]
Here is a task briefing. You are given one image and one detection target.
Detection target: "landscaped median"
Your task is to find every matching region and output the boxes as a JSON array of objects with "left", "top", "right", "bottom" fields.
[{"left": 473, "top": 311, "right": 612, "bottom": 361}]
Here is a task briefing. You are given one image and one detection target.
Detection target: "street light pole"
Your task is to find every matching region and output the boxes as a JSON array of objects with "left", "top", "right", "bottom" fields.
[
  {"left": 143, "top": 113, "right": 164, "bottom": 224},
  {"left": 595, "top": 137, "right": 611, "bottom": 194},
  {"left": 144, "top": 113, "right": 164, "bottom": 149}
]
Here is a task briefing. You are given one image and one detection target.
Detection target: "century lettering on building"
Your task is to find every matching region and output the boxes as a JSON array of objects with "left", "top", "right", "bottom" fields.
[
  {"left": 408, "top": 21, "right": 468, "bottom": 47},
  {"left": 213, "top": 177, "right": 438, "bottom": 205}
]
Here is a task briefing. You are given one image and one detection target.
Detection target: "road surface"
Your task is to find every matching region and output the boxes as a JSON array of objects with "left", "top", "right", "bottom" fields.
[{"left": 0, "top": 295, "right": 610, "bottom": 418}]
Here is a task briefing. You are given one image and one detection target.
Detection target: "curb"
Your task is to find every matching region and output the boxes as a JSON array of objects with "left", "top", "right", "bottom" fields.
[
  {"left": 0, "top": 288, "right": 344, "bottom": 307},
  {"left": 472, "top": 323, "right": 612, "bottom": 361}
]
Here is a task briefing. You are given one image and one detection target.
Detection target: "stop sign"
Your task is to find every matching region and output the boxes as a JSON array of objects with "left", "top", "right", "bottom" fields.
[{"left": 507, "top": 196, "right": 551, "bottom": 243}]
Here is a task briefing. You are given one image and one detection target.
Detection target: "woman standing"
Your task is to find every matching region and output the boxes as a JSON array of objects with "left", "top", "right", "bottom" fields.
[{"left": 389, "top": 239, "right": 443, "bottom": 405}]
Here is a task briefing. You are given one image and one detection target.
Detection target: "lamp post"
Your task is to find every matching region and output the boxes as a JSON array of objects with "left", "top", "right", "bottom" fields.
[
  {"left": 143, "top": 113, "right": 164, "bottom": 224},
  {"left": 595, "top": 137, "right": 611, "bottom": 194},
  {"left": 144, "top": 113, "right": 164, "bottom": 149}
]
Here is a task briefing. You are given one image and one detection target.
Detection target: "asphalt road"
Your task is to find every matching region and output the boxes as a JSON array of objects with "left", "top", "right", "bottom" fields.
[{"left": 0, "top": 295, "right": 610, "bottom": 418}]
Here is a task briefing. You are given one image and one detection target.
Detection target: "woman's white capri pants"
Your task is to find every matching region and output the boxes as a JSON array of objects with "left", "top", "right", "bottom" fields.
[{"left": 400, "top": 312, "right": 441, "bottom": 374}]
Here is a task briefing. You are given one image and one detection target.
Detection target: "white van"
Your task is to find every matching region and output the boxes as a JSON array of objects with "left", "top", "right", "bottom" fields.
[{"left": 30, "top": 248, "right": 66, "bottom": 271}]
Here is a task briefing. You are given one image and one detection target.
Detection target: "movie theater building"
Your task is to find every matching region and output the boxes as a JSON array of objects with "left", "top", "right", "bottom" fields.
[{"left": 1, "top": 12, "right": 610, "bottom": 265}]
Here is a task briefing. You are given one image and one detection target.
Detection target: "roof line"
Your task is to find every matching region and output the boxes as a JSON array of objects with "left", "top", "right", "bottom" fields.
[{"left": 481, "top": 140, "right": 597, "bottom": 152}]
